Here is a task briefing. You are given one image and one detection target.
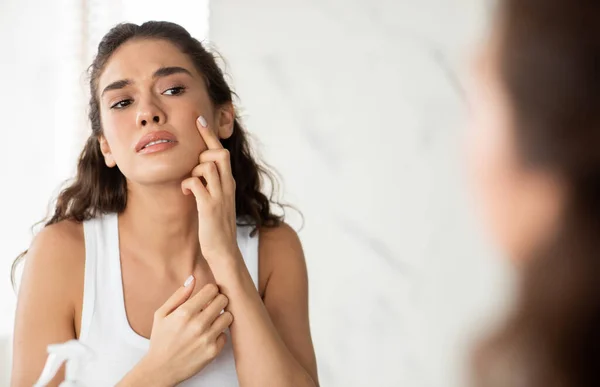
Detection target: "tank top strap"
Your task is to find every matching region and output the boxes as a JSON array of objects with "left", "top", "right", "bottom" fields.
[{"left": 80, "top": 212, "right": 123, "bottom": 341}]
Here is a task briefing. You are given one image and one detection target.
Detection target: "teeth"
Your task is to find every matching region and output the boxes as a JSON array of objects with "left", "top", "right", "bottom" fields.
[{"left": 143, "top": 139, "right": 171, "bottom": 148}]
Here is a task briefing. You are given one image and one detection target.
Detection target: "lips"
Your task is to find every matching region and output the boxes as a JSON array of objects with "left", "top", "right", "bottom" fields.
[{"left": 135, "top": 130, "right": 178, "bottom": 152}]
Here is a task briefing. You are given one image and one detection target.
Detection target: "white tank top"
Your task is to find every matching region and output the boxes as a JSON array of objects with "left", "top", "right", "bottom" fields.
[{"left": 78, "top": 213, "right": 259, "bottom": 386}]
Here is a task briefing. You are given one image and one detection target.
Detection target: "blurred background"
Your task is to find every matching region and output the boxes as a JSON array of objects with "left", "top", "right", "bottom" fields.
[{"left": 0, "top": 0, "right": 512, "bottom": 386}]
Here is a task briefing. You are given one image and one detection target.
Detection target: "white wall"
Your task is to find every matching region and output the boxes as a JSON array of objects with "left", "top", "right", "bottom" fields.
[
  {"left": 0, "top": 1, "right": 62, "bottom": 383},
  {"left": 209, "top": 1, "right": 511, "bottom": 386}
]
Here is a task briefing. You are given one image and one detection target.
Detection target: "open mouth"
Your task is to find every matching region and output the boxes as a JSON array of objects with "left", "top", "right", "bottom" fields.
[
  {"left": 142, "top": 139, "right": 174, "bottom": 149},
  {"left": 135, "top": 130, "right": 178, "bottom": 153}
]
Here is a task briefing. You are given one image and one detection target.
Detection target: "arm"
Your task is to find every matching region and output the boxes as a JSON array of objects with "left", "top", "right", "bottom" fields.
[
  {"left": 183, "top": 115, "right": 318, "bottom": 386},
  {"left": 209, "top": 224, "right": 318, "bottom": 387},
  {"left": 259, "top": 224, "right": 318, "bottom": 384},
  {"left": 11, "top": 221, "right": 83, "bottom": 387}
]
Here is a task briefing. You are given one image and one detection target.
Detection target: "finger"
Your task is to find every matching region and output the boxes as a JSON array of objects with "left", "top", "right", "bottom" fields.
[
  {"left": 178, "top": 283, "right": 220, "bottom": 316},
  {"left": 199, "top": 294, "right": 229, "bottom": 325},
  {"left": 155, "top": 275, "right": 195, "bottom": 319},
  {"left": 181, "top": 176, "right": 211, "bottom": 203},
  {"left": 190, "top": 162, "right": 222, "bottom": 197},
  {"left": 210, "top": 312, "right": 234, "bottom": 339},
  {"left": 213, "top": 332, "right": 227, "bottom": 354},
  {"left": 197, "top": 116, "right": 224, "bottom": 150},
  {"left": 199, "top": 150, "right": 235, "bottom": 195}
]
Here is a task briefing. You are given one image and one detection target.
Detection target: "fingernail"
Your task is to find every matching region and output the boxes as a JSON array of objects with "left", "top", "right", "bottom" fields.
[
  {"left": 197, "top": 116, "right": 208, "bottom": 128},
  {"left": 184, "top": 275, "right": 194, "bottom": 287}
]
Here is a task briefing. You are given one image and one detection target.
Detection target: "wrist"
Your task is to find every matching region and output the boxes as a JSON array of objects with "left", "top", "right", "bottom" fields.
[
  {"left": 204, "top": 248, "right": 244, "bottom": 272},
  {"left": 208, "top": 252, "right": 252, "bottom": 290},
  {"left": 123, "top": 355, "right": 174, "bottom": 387}
]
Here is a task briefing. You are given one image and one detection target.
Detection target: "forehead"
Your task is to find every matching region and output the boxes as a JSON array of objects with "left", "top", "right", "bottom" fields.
[{"left": 98, "top": 39, "right": 199, "bottom": 89}]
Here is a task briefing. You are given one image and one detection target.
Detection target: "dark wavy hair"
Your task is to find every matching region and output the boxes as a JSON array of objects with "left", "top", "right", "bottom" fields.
[
  {"left": 473, "top": 0, "right": 600, "bottom": 386},
  {"left": 12, "top": 21, "right": 285, "bottom": 286}
]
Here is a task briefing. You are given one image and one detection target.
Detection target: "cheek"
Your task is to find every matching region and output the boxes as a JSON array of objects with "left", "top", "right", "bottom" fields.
[
  {"left": 468, "top": 112, "right": 505, "bottom": 218},
  {"left": 166, "top": 96, "right": 210, "bottom": 140},
  {"left": 100, "top": 111, "right": 136, "bottom": 158},
  {"left": 466, "top": 74, "right": 522, "bottom": 252}
]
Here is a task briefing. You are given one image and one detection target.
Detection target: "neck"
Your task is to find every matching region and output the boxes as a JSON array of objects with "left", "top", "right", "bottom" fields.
[{"left": 119, "top": 181, "right": 200, "bottom": 273}]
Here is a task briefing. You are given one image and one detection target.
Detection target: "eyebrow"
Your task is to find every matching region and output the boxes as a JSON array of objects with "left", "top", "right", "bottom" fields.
[{"left": 101, "top": 66, "right": 193, "bottom": 97}]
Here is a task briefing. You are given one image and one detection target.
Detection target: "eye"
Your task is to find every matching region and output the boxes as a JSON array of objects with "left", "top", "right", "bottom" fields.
[
  {"left": 163, "top": 86, "right": 186, "bottom": 96},
  {"left": 110, "top": 99, "right": 132, "bottom": 109}
]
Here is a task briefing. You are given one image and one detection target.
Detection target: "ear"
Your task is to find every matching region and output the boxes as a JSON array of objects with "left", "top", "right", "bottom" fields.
[
  {"left": 216, "top": 103, "right": 235, "bottom": 140},
  {"left": 98, "top": 135, "right": 117, "bottom": 168}
]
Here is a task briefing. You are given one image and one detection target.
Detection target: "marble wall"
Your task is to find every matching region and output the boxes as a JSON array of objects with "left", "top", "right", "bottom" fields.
[{"left": 209, "top": 1, "right": 511, "bottom": 386}]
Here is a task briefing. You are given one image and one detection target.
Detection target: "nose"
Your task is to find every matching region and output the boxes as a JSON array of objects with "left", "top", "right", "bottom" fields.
[
  {"left": 141, "top": 115, "right": 161, "bottom": 126},
  {"left": 136, "top": 98, "right": 166, "bottom": 128}
]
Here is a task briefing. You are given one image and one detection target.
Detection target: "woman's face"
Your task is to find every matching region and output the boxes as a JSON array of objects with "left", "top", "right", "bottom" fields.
[
  {"left": 465, "top": 29, "right": 564, "bottom": 261},
  {"left": 96, "top": 39, "right": 231, "bottom": 186}
]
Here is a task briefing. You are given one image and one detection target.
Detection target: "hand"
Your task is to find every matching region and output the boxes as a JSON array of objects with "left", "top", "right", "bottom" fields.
[
  {"left": 143, "top": 278, "right": 234, "bottom": 385},
  {"left": 181, "top": 116, "right": 239, "bottom": 262}
]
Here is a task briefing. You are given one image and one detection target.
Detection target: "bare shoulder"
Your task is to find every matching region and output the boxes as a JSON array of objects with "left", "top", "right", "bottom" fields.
[
  {"left": 259, "top": 222, "right": 302, "bottom": 249},
  {"left": 257, "top": 222, "right": 306, "bottom": 296},
  {"left": 18, "top": 219, "right": 85, "bottom": 308},
  {"left": 26, "top": 219, "right": 85, "bottom": 273},
  {"left": 258, "top": 222, "right": 305, "bottom": 268},
  {"left": 33, "top": 218, "right": 84, "bottom": 245}
]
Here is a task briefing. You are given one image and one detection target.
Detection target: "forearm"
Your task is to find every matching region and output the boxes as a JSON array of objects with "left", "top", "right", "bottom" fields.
[
  {"left": 115, "top": 356, "right": 173, "bottom": 387},
  {"left": 212, "top": 255, "right": 316, "bottom": 387}
]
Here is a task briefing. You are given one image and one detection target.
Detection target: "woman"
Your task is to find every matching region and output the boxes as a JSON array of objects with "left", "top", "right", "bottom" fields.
[
  {"left": 11, "top": 22, "right": 318, "bottom": 387},
  {"left": 467, "top": 0, "right": 600, "bottom": 385}
]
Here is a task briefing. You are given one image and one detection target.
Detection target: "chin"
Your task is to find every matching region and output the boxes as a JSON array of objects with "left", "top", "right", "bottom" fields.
[{"left": 127, "top": 161, "right": 197, "bottom": 186}]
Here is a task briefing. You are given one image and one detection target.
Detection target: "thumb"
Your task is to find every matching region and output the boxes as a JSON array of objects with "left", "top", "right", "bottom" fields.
[{"left": 155, "top": 275, "right": 195, "bottom": 318}]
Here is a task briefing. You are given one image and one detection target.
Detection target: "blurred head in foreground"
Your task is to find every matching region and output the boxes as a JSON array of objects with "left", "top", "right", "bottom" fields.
[{"left": 466, "top": 0, "right": 600, "bottom": 385}]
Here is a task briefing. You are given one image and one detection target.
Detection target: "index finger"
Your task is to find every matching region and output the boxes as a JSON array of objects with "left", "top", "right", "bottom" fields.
[
  {"left": 197, "top": 115, "right": 224, "bottom": 150},
  {"left": 178, "top": 283, "right": 220, "bottom": 316},
  {"left": 155, "top": 275, "right": 195, "bottom": 318}
]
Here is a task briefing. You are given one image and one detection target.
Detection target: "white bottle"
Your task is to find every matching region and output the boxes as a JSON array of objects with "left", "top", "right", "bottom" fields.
[{"left": 33, "top": 339, "right": 94, "bottom": 387}]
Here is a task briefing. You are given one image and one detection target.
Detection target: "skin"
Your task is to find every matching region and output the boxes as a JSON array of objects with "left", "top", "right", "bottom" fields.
[
  {"left": 465, "top": 29, "right": 565, "bottom": 262},
  {"left": 11, "top": 39, "right": 318, "bottom": 387}
]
